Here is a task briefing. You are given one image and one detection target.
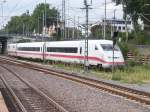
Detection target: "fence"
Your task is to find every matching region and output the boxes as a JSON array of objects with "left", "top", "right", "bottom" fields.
[{"left": 127, "top": 51, "right": 150, "bottom": 64}]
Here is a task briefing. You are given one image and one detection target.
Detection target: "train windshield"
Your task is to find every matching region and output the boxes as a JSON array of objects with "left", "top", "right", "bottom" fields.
[{"left": 101, "top": 44, "right": 119, "bottom": 51}]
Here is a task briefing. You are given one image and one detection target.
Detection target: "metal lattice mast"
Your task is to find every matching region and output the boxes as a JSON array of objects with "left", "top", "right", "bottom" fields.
[
  {"left": 62, "top": 0, "right": 66, "bottom": 40},
  {"left": 82, "top": 0, "right": 92, "bottom": 71},
  {"left": 45, "top": 0, "right": 47, "bottom": 36},
  {"left": 104, "top": 0, "right": 106, "bottom": 39}
]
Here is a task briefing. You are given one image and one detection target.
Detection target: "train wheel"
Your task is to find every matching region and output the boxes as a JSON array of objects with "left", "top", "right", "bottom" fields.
[{"left": 97, "top": 64, "right": 102, "bottom": 70}]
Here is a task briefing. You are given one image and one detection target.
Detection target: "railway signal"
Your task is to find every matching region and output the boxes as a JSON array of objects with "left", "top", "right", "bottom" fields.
[
  {"left": 112, "top": 31, "right": 118, "bottom": 46},
  {"left": 112, "top": 31, "right": 118, "bottom": 72}
]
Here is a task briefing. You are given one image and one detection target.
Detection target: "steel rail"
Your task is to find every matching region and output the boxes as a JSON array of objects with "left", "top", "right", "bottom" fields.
[
  {"left": 0, "top": 56, "right": 150, "bottom": 105},
  {"left": 0, "top": 75, "right": 27, "bottom": 112},
  {"left": 0, "top": 64, "right": 69, "bottom": 112},
  {"left": 21, "top": 66, "right": 150, "bottom": 105}
]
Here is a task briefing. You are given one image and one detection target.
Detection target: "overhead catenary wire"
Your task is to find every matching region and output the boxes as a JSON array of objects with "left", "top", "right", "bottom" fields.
[
  {"left": 0, "top": 0, "right": 41, "bottom": 27},
  {"left": 67, "top": 1, "right": 121, "bottom": 29},
  {"left": 2, "top": 0, "right": 124, "bottom": 33}
]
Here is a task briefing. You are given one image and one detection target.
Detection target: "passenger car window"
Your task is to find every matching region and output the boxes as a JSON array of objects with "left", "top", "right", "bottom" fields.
[
  {"left": 101, "top": 44, "right": 119, "bottom": 51},
  {"left": 18, "top": 47, "right": 40, "bottom": 51},
  {"left": 47, "top": 47, "right": 78, "bottom": 53}
]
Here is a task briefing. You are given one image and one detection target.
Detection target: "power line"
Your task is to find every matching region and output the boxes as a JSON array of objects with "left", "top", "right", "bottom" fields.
[{"left": 1, "top": 0, "right": 41, "bottom": 27}]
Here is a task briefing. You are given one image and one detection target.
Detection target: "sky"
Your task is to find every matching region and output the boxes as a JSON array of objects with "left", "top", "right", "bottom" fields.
[{"left": 1, "top": 0, "right": 123, "bottom": 28}]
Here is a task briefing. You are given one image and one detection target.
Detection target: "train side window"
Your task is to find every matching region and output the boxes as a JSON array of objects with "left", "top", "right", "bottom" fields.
[
  {"left": 95, "top": 45, "right": 98, "bottom": 50},
  {"left": 47, "top": 47, "right": 78, "bottom": 53},
  {"left": 80, "top": 47, "right": 82, "bottom": 54},
  {"left": 18, "top": 47, "right": 40, "bottom": 51}
]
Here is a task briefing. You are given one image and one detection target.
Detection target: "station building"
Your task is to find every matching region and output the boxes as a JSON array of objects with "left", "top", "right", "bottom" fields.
[{"left": 103, "top": 19, "right": 133, "bottom": 33}]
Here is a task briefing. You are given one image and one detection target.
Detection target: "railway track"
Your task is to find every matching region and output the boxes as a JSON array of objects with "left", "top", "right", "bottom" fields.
[
  {"left": 0, "top": 64, "right": 68, "bottom": 112},
  {"left": 0, "top": 56, "right": 150, "bottom": 106}
]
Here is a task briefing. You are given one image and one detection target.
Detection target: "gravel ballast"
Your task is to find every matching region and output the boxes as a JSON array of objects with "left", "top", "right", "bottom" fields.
[{"left": 0, "top": 64, "right": 149, "bottom": 112}]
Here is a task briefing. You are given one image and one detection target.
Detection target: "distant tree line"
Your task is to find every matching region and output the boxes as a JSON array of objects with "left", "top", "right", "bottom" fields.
[
  {"left": 112, "top": 0, "right": 150, "bottom": 45},
  {"left": 112, "top": 0, "right": 150, "bottom": 30},
  {"left": 5, "top": 3, "right": 59, "bottom": 36},
  {"left": 90, "top": 24, "right": 112, "bottom": 40}
]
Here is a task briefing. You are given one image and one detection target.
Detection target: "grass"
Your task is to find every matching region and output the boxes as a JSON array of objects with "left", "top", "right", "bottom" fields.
[
  {"left": 51, "top": 62, "right": 150, "bottom": 84},
  {"left": 49, "top": 61, "right": 83, "bottom": 72},
  {"left": 15, "top": 57, "right": 150, "bottom": 84},
  {"left": 111, "top": 64, "right": 150, "bottom": 84}
]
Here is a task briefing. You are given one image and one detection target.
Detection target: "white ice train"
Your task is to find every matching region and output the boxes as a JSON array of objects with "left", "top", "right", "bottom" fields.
[{"left": 7, "top": 40, "right": 125, "bottom": 68}]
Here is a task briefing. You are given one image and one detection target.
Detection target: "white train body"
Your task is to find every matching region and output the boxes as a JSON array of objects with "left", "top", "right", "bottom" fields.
[
  {"left": 7, "top": 40, "right": 125, "bottom": 68},
  {"left": 16, "top": 42, "right": 44, "bottom": 59}
]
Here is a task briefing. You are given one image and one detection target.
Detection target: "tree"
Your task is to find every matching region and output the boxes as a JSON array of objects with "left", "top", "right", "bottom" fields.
[
  {"left": 5, "top": 3, "right": 60, "bottom": 35},
  {"left": 21, "top": 12, "right": 33, "bottom": 35},
  {"left": 91, "top": 24, "right": 112, "bottom": 39},
  {"left": 112, "top": 0, "right": 150, "bottom": 30},
  {"left": 5, "top": 11, "right": 32, "bottom": 34},
  {"left": 6, "top": 16, "right": 22, "bottom": 34},
  {"left": 32, "top": 3, "right": 59, "bottom": 34},
  {"left": 91, "top": 24, "right": 103, "bottom": 39},
  {"left": 112, "top": 0, "right": 150, "bottom": 45}
]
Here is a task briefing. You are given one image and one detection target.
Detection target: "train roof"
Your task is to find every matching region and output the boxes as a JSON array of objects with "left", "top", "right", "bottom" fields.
[{"left": 9, "top": 39, "right": 113, "bottom": 45}]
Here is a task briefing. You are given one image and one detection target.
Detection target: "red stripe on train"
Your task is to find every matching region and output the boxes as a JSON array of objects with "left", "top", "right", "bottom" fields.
[
  {"left": 8, "top": 51, "right": 125, "bottom": 64},
  {"left": 46, "top": 54, "right": 124, "bottom": 64}
]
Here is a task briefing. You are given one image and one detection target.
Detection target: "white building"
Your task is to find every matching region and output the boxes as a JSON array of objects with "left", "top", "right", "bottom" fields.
[{"left": 104, "top": 19, "right": 133, "bottom": 32}]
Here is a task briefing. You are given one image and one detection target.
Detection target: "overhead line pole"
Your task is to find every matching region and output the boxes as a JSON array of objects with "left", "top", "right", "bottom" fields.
[
  {"left": 112, "top": 9, "right": 116, "bottom": 72},
  {"left": 61, "top": 0, "right": 64, "bottom": 39},
  {"left": 61, "top": 0, "right": 66, "bottom": 40},
  {"left": 104, "top": 0, "right": 106, "bottom": 39},
  {"left": 77, "top": 16, "right": 80, "bottom": 39},
  {"left": 64, "top": 0, "right": 66, "bottom": 40},
  {"left": 81, "top": 0, "right": 92, "bottom": 72},
  {"left": 44, "top": 0, "right": 47, "bottom": 37},
  {"left": 1, "top": 2, "right": 3, "bottom": 29},
  {"left": 56, "top": 8, "right": 59, "bottom": 38},
  {"left": 43, "top": 0, "right": 47, "bottom": 64},
  {"left": 42, "top": 11, "right": 44, "bottom": 41},
  {"left": 62, "top": 0, "right": 66, "bottom": 40},
  {"left": 38, "top": 16, "right": 40, "bottom": 35},
  {"left": 0, "top": 0, "right": 6, "bottom": 31}
]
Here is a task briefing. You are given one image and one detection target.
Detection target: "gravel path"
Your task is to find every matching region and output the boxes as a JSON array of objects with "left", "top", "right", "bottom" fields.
[{"left": 0, "top": 64, "right": 149, "bottom": 112}]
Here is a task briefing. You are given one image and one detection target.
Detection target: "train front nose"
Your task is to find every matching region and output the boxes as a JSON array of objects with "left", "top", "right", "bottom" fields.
[
  {"left": 105, "top": 51, "right": 120, "bottom": 61},
  {"left": 100, "top": 43, "right": 125, "bottom": 68},
  {"left": 104, "top": 52, "right": 125, "bottom": 67}
]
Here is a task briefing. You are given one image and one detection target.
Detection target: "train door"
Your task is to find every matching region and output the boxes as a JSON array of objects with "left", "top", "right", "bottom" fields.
[
  {"left": 15, "top": 44, "right": 18, "bottom": 56},
  {"left": 79, "top": 42, "right": 85, "bottom": 64},
  {"left": 43, "top": 42, "right": 46, "bottom": 61}
]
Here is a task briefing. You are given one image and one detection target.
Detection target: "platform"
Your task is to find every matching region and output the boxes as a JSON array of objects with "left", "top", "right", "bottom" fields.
[{"left": 0, "top": 91, "right": 9, "bottom": 112}]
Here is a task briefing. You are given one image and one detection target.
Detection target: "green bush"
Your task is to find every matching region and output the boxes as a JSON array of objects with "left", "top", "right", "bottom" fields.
[
  {"left": 118, "top": 42, "right": 129, "bottom": 58},
  {"left": 141, "top": 64, "right": 150, "bottom": 70},
  {"left": 127, "top": 60, "right": 139, "bottom": 67},
  {"left": 129, "top": 31, "right": 150, "bottom": 45},
  {"left": 136, "top": 34, "right": 145, "bottom": 45}
]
